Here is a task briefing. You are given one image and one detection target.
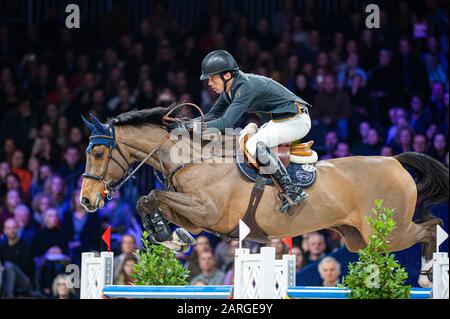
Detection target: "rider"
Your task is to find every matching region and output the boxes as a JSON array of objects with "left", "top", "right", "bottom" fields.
[{"left": 195, "top": 49, "right": 312, "bottom": 213}]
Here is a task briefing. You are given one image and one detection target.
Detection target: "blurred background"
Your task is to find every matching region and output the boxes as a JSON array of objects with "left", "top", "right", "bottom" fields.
[{"left": 0, "top": 0, "right": 448, "bottom": 298}]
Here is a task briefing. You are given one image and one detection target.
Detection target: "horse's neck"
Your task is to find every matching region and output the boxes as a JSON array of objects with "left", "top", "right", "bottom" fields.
[{"left": 115, "top": 125, "right": 175, "bottom": 173}]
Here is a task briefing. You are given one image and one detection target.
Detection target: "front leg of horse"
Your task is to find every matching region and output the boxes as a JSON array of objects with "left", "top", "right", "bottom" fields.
[{"left": 136, "top": 192, "right": 196, "bottom": 252}]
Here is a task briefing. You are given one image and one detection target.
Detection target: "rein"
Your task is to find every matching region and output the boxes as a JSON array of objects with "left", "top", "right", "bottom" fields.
[{"left": 82, "top": 103, "right": 205, "bottom": 199}]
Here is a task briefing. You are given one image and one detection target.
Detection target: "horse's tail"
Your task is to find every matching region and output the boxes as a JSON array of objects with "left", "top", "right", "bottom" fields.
[{"left": 394, "top": 152, "right": 449, "bottom": 205}]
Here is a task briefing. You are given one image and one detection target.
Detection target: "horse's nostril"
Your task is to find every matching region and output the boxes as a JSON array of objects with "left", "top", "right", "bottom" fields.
[{"left": 81, "top": 197, "right": 91, "bottom": 207}]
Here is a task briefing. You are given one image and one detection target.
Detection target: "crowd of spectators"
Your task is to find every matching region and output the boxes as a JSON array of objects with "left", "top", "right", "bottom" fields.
[{"left": 0, "top": 0, "right": 448, "bottom": 297}]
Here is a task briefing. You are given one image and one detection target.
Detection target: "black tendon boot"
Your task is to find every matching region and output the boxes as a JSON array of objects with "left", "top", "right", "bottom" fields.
[
  {"left": 256, "top": 142, "right": 308, "bottom": 213},
  {"left": 142, "top": 208, "right": 173, "bottom": 243}
]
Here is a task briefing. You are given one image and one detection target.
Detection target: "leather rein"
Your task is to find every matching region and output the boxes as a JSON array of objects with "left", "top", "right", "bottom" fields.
[{"left": 82, "top": 103, "right": 204, "bottom": 200}]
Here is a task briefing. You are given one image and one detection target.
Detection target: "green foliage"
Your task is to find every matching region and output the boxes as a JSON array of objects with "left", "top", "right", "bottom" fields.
[
  {"left": 132, "top": 231, "right": 190, "bottom": 285},
  {"left": 340, "top": 199, "right": 411, "bottom": 299}
]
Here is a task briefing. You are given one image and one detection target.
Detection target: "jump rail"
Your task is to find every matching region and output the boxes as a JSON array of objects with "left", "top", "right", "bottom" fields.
[{"left": 80, "top": 228, "right": 448, "bottom": 299}]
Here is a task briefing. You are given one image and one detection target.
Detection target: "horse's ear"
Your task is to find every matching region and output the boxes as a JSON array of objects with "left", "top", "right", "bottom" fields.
[
  {"left": 81, "top": 115, "right": 95, "bottom": 132},
  {"left": 90, "top": 113, "right": 108, "bottom": 132}
]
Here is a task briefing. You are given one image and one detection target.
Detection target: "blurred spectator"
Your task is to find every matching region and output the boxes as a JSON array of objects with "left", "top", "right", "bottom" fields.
[
  {"left": 334, "top": 142, "right": 352, "bottom": 158},
  {"left": 267, "top": 239, "right": 288, "bottom": 259},
  {"left": 61, "top": 189, "right": 101, "bottom": 266},
  {"left": 292, "top": 245, "right": 305, "bottom": 273},
  {"left": 13, "top": 204, "right": 36, "bottom": 245},
  {"left": 320, "top": 131, "right": 338, "bottom": 160},
  {"left": 304, "top": 232, "right": 327, "bottom": 265},
  {"left": 429, "top": 133, "right": 448, "bottom": 164},
  {"left": 31, "top": 193, "right": 53, "bottom": 227},
  {"left": 313, "top": 74, "right": 352, "bottom": 141},
  {"left": 58, "top": 146, "right": 84, "bottom": 193},
  {"left": 51, "top": 274, "right": 77, "bottom": 299},
  {"left": 318, "top": 256, "right": 341, "bottom": 287},
  {"left": 32, "top": 207, "right": 69, "bottom": 296},
  {"left": 190, "top": 251, "right": 225, "bottom": 285},
  {"left": 116, "top": 255, "right": 138, "bottom": 285},
  {"left": 409, "top": 95, "right": 432, "bottom": 134},
  {"left": 29, "top": 163, "right": 53, "bottom": 198},
  {"left": 391, "top": 126, "right": 414, "bottom": 154},
  {"left": 0, "top": 218, "right": 33, "bottom": 298},
  {"left": 113, "top": 234, "right": 137, "bottom": 283},
  {"left": 0, "top": 189, "right": 22, "bottom": 235},
  {"left": 10, "top": 149, "right": 32, "bottom": 195},
  {"left": 185, "top": 235, "right": 212, "bottom": 280},
  {"left": 43, "top": 175, "right": 70, "bottom": 219},
  {"left": 222, "top": 240, "right": 239, "bottom": 285},
  {"left": 412, "top": 134, "right": 428, "bottom": 153}
]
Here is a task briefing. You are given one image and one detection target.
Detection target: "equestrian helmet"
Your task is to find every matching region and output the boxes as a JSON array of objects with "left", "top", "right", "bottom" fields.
[{"left": 200, "top": 50, "right": 239, "bottom": 80}]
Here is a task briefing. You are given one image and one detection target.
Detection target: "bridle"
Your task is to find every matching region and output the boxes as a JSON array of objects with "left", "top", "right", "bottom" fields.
[{"left": 82, "top": 103, "right": 204, "bottom": 200}]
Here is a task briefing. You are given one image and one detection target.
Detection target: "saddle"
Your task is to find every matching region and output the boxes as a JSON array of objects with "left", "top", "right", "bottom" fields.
[{"left": 227, "top": 127, "right": 318, "bottom": 243}]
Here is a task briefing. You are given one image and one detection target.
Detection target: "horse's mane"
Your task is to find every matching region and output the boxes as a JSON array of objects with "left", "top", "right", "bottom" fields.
[{"left": 108, "top": 103, "right": 177, "bottom": 127}]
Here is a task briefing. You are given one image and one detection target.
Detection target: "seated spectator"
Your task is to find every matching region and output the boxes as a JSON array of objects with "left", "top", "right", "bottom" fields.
[
  {"left": 360, "top": 128, "right": 382, "bottom": 155},
  {"left": 292, "top": 245, "right": 306, "bottom": 273},
  {"left": 409, "top": 95, "right": 432, "bottom": 135},
  {"left": 43, "top": 175, "right": 70, "bottom": 220},
  {"left": 391, "top": 126, "right": 414, "bottom": 154},
  {"left": 0, "top": 218, "right": 33, "bottom": 298},
  {"left": 412, "top": 134, "right": 428, "bottom": 153},
  {"left": 31, "top": 193, "right": 54, "bottom": 227},
  {"left": 304, "top": 232, "right": 327, "bottom": 265},
  {"left": 334, "top": 142, "right": 352, "bottom": 158},
  {"left": 32, "top": 207, "right": 70, "bottom": 296},
  {"left": 0, "top": 162, "right": 11, "bottom": 201},
  {"left": 351, "top": 121, "right": 371, "bottom": 154},
  {"left": 222, "top": 240, "right": 239, "bottom": 285},
  {"left": 29, "top": 163, "right": 53, "bottom": 198},
  {"left": 184, "top": 235, "right": 212, "bottom": 280},
  {"left": 429, "top": 133, "right": 448, "bottom": 164},
  {"left": 0, "top": 189, "right": 22, "bottom": 235},
  {"left": 320, "top": 131, "right": 338, "bottom": 160},
  {"left": 190, "top": 251, "right": 225, "bottom": 285},
  {"left": 51, "top": 273, "right": 78, "bottom": 299},
  {"left": 113, "top": 234, "right": 137, "bottom": 283},
  {"left": 116, "top": 255, "right": 138, "bottom": 285},
  {"left": 267, "top": 239, "right": 288, "bottom": 259},
  {"left": 312, "top": 74, "right": 352, "bottom": 141},
  {"left": 13, "top": 204, "right": 36, "bottom": 245},
  {"left": 380, "top": 145, "right": 394, "bottom": 156},
  {"left": 62, "top": 189, "right": 101, "bottom": 266},
  {"left": 214, "top": 239, "right": 231, "bottom": 272},
  {"left": 58, "top": 146, "right": 84, "bottom": 193},
  {"left": 10, "top": 149, "right": 32, "bottom": 196},
  {"left": 318, "top": 256, "right": 341, "bottom": 287}
]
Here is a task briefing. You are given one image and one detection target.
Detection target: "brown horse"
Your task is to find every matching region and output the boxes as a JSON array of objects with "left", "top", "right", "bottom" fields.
[{"left": 80, "top": 107, "right": 448, "bottom": 288}]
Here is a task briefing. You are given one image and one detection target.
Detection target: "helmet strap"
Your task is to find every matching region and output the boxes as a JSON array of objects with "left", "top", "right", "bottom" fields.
[{"left": 219, "top": 72, "right": 233, "bottom": 93}]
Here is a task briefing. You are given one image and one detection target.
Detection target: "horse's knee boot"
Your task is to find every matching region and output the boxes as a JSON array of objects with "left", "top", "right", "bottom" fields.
[{"left": 145, "top": 208, "right": 172, "bottom": 243}]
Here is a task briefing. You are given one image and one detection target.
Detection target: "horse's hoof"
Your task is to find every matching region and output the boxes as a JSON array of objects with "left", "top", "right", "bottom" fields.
[{"left": 175, "top": 228, "right": 197, "bottom": 246}]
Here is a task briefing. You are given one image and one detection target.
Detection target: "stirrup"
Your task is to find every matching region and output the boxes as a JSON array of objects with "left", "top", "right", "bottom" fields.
[{"left": 280, "top": 190, "right": 308, "bottom": 214}]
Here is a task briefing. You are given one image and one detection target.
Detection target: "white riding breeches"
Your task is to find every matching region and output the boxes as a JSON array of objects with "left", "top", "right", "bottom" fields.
[{"left": 245, "top": 113, "right": 311, "bottom": 157}]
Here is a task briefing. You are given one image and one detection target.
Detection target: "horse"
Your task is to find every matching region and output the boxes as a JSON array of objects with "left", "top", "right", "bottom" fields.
[{"left": 79, "top": 106, "right": 448, "bottom": 288}]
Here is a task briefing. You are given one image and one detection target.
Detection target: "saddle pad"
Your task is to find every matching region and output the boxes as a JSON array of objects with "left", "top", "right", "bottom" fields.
[{"left": 236, "top": 157, "right": 317, "bottom": 188}]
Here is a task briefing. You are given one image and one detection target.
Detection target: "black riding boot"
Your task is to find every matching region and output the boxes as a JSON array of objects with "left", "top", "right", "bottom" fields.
[
  {"left": 142, "top": 208, "right": 173, "bottom": 243},
  {"left": 256, "top": 142, "right": 308, "bottom": 213}
]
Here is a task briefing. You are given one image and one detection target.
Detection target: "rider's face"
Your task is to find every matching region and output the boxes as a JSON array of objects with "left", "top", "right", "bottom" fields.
[
  {"left": 207, "top": 73, "right": 232, "bottom": 94},
  {"left": 208, "top": 74, "right": 225, "bottom": 94}
]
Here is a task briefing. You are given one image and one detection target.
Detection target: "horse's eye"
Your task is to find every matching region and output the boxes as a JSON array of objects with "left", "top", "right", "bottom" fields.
[{"left": 94, "top": 152, "right": 104, "bottom": 159}]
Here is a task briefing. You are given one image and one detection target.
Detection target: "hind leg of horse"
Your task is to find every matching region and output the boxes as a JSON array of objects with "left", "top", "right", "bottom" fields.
[
  {"left": 415, "top": 217, "right": 444, "bottom": 288},
  {"left": 331, "top": 225, "right": 367, "bottom": 252}
]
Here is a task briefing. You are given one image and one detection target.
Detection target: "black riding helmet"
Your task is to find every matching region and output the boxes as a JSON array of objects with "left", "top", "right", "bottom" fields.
[{"left": 200, "top": 50, "right": 239, "bottom": 82}]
